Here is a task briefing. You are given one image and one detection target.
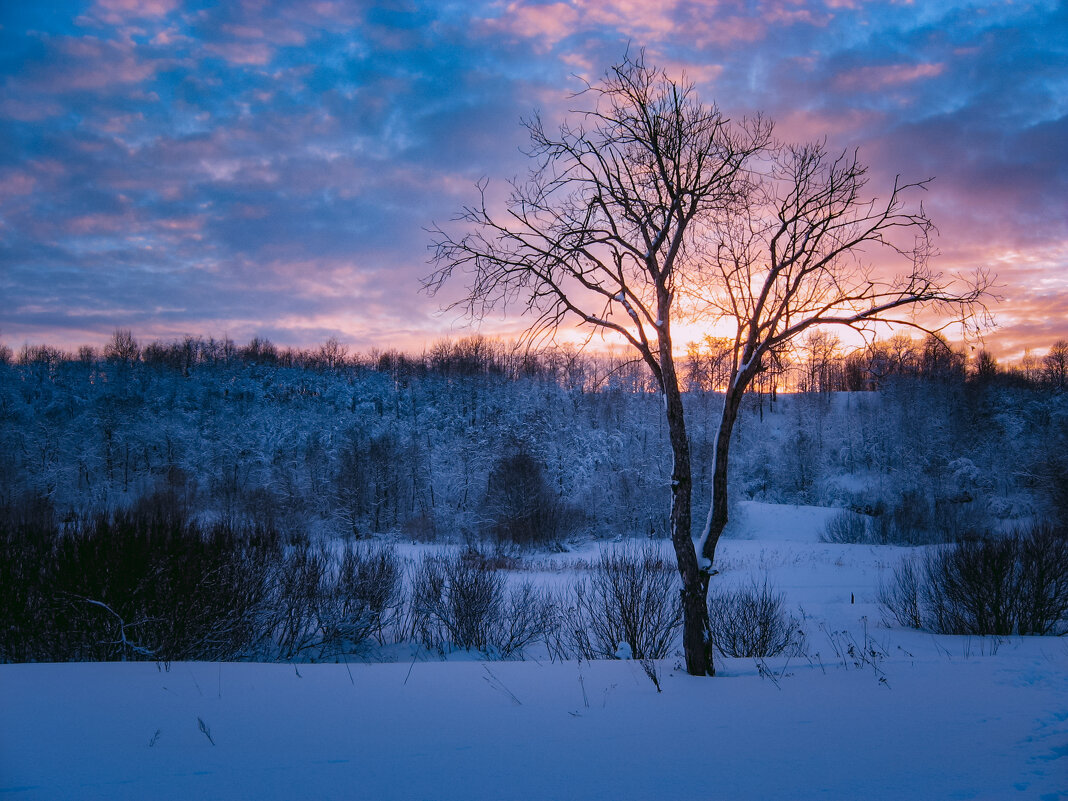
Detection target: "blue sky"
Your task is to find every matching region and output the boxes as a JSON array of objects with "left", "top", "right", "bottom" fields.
[{"left": 1, "top": 0, "right": 1065, "bottom": 357}]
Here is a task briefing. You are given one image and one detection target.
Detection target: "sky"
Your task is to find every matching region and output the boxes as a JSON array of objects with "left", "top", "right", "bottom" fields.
[{"left": 0, "top": 0, "right": 1065, "bottom": 359}]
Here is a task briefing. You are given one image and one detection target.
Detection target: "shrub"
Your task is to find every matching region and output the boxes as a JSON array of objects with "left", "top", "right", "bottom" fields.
[
  {"left": 820, "top": 510, "right": 868, "bottom": 543},
  {"left": 271, "top": 543, "right": 404, "bottom": 660},
  {"left": 870, "top": 489, "right": 933, "bottom": 545},
  {"left": 1015, "top": 523, "right": 1068, "bottom": 635},
  {"left": 877, "top": 557, "right": 923, "bottom": 629},
  {"left": 924, "top": 535, "right": 1018, "bottom": 635},
  {"left": 272, "top": 545, "right": 329, "bottom": 659},
  {"left": 410, "top": 547, "right": 552, "bottom": 656},
  {"left": 879, "top": 523, "right": 1068, "bottom": 635},
  {"left": 839, "top": 490, "right": 987, "bottom": 546},
  {"left": 0, "top": 504, "right": 279, "bottom": 663},
  {"left": 331, "top": 544, "right": 404, "bottom": 645},
  {"left": 0, "top": 496, "right": 57, "bottom": 662},
  {"left": 561, "top": 543, "right": 681, "bottom": 660},
  {"left": 706, "top": 578, "right": 805, "bottom": 658}
]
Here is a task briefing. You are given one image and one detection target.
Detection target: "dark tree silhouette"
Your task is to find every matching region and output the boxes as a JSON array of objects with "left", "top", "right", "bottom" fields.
[{"left": 426, "top": 52, "right": 991, "bottom": 675}]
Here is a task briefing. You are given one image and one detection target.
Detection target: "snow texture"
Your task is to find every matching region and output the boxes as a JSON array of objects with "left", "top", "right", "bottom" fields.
[{"left": 3, "top": 503, "right": 1066, "bottom": 800}]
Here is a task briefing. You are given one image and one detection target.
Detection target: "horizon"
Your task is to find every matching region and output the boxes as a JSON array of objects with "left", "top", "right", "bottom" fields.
[{"left": 1, "top": 1, "right": 1065, "bottom": 359}]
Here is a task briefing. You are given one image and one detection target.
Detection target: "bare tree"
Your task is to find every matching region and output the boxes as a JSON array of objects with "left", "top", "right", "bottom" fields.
[
  {"left": 318, "top": 337, "right": 348, "bottom": 370},
  {"left": 798, "top": 329, "right": 843, "bottom": 393},
  {"left": 685, "top": 335, "right": 734, "bottom": 392},
  {"left": 1044, "top": 340, "right": 1068, "bottom": 389},
  {"left": 104, "top": 328, "right": 139, "bottom": 365},
  {"left": 426, "top": 52, "right": 990, "bottom": 675}
]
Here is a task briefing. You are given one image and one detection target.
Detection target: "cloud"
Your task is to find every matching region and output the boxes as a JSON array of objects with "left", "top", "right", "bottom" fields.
[
  {"left": 495, "top": 2, "right": 582, "bottom": 46},
  {"left": 833, "top": 61, "right": 945, "bottom": 92},
  {"left": 0, "top": 0, "right": 1064, "bottom": 357},
  {"left": 89, "top": 0, "right": 180, "bottom": 25},
  {"left": 0, "top": 171, "right": 37, "bottom": 198},
  {"left": 16, "top": 36, "right": 161, "bottom": 92},
  {"left": 203, "top": 40, "right": 276, "bottom": 65}
]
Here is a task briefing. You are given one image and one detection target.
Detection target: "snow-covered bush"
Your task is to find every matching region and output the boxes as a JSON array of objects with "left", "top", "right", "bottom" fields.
[{"left": 706, "top": 578, "right": 805, "bottom": 658}]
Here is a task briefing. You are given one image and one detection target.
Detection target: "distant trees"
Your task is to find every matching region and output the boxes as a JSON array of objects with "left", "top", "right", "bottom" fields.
[
  {"left": 104, "top": 329, "right": 139, "bottom": 364},
  {"left": 685, "top": 337, "right": 735, "bottom": 392},
  {"left": 798, "top": 330, "right": 843, "bottom": 394},
  {"left": 1044, "top": 340, "right": 1068, "bottom": 389},
  {"left": 1, "top": 329, "right": 1064, "bottom": 556},
  {"left": 482, "top": 444, "right": 575, "bottom": 545},
  {"left": 972, "top": 349, "right": 998, "bottom": 382}
]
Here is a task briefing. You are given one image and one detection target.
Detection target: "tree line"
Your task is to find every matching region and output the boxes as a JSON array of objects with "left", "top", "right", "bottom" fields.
[
  {"left": 2, "top": 330, "right": 1064, "bottom": 541},
  {"left": 5, "top": 327, "right": 1066, "bottom": 394}
]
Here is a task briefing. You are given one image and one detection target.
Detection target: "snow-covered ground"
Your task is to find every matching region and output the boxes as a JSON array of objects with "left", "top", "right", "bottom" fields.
[{"left": 4, "top": 503, "right": 1066, "bottom": 800}]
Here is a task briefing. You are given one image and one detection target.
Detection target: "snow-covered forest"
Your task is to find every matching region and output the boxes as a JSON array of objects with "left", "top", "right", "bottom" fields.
[{"left": 3, "top": 332, "right": 1066, "bottom": 543}]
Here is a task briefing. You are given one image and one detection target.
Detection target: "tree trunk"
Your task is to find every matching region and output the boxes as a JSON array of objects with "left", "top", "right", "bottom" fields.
[
  {"left": 700, "top": 386, "right": 745, "bottom": 568},
  {"left": 663, "top": 371, "right": 714, "bottom": 676}
]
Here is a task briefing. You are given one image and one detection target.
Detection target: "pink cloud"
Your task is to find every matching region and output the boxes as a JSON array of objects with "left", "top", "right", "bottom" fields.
[
  {"left": 156, "top": 215, "right": 207, "bottom": 233},
  {"left": 68, "top": 212, "right": 133, "bottom": 235},
  {"left": 772, "top": 107, "right": 884, "bottom": 144},
  {"left": 691, "top": 14, "right": 768, "bottom": 46},
  {"left": 97, "top": 112, "right": 146, "bottom": 135},
  {"left": 90, "top": 0, "right": 179, "bottom": 25},
  {"left": 0, "top": 171, "right": 37, "bottom": 198},
  {"left": 760, "top": 0, "right": 832, "bottom": 26},
  {"left": 0, "top": 96, "right": 64, "bottom": 121},
  {"left": 834, "top": 62, "right": 945, "bottom": 92},
  {"left": 23, "top": 37, "right": 162, "bottom": 92},
  {"left": 486, "top": 1, "right": 690, "bottom": 47},
  {"left": 485, "top": 0, "right": 829, "bottom": 50},
  {"left": 222, "top": 24, "right": 307, "bottom": 46},
  {"left": 492, "top": 2, "right": 582, "bottom": 46},
  {"left": 150, "top": 28, "right": 190, "bottom": 46},
  {"left": 584, "top": 0, "right": 682, "bottom": 38},
  {"left": 205, "top": 40, "right": 275, "bottom": 66}
]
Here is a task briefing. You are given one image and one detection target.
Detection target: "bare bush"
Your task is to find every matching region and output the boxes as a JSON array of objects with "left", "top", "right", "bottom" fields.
[
  {"left": 410, "top": 547, "right": 552, "bottom": 656},
  {"left": 820, "top": 510, "right": 868, "bottom": 543},
  {"left": 924, "top": 536, "right": 1019, "bottom": 635},
  {"left": 1015, "top": 523, "right": 1068, "bottom": 635},
  {"left": 870, "top": 490, "right": 934, "bottom": 545},
  {"left": 271, "top": 543, "right": 404, "bottom": 660},
  {"left": 842, "top": 490, "right": 988, "bottom": 546},
  {"left": 272, "top": 545, "right": 328, "bottom": 659},
  {"left": 316, "top": 545, "right": 404, "bottom": 656},
  {"left": 706, "top": 578, "right": 805, "bottom": 658},
  {"left": 877, "top": 557, "right": 923, "bottom": 629},
  {"left": 1, "top": 502, "right": 278, "bottom": 663},
  {"left": 561, "top": 543, "right": 681, "bottom": 660},
  {"left": 879, "top": 523, "right": 1068, "bottom": 635}
]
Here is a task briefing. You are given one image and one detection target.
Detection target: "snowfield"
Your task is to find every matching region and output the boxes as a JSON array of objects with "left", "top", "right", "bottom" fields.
[{"left": 3, "top": 503, "right": 1066, "bottom": 800}]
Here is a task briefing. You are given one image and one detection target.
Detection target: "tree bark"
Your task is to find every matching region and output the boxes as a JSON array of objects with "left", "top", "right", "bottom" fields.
[
  {"left": 700, "top": 386, "right": 745, "bottom": 568},
  {"left": 662, "top": 356, "right": 714, "bottom": 676}
]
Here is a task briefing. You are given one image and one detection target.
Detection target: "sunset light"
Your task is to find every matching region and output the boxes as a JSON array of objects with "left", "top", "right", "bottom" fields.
[
  {"left": 3, "top": 5, "right": 1068, "bottom": 795},
  {"left": 0, "top": 1, "right": 1064, "bottom": 358}
]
